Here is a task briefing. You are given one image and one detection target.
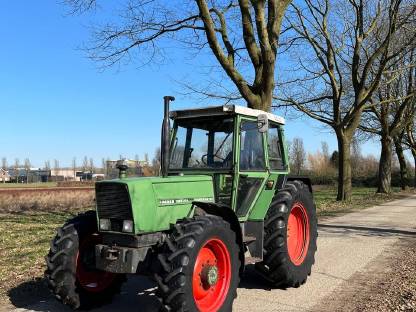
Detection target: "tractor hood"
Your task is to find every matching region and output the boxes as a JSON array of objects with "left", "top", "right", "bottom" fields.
[{"left": 95, "top": 175, "right": 214, "bottom": 234}]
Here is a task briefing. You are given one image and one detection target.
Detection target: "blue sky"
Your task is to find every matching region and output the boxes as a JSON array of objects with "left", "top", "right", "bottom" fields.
[{"left": 0, "top": 1, "right": 381, "bottom": 168}]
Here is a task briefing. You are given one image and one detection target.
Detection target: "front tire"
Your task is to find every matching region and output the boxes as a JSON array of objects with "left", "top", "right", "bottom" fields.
[
  {"left": 45, "top": 211, "right": 126, "bottom": 310},
  {"left": 256, "top": 180, "right": 317, "bottom": 287},
  {"left": 155, "top": 215, "right": 241, "bottom": 312}
]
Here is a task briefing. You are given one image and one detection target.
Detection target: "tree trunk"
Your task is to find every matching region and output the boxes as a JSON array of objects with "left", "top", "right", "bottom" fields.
[
  {"left": 336, "top": 132, "right": 352, "bottom": 201},
  {"left": 412, "top": 149, "right": 416, "bottom": 188},
  {"left": 393, "top": 137, "right": 408, "bottom": 190},
  {"left": 377, "top": 134, "right": 393, "bottom": 193},
  {"left": 260, "top": 89, "right": 273, "bottom": 112}
]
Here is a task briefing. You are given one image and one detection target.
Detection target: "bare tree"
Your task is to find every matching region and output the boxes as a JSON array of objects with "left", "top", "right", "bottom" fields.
[
  {"left": 72, "top": 157, "right": 77, "bottom": 179},
  {"left": 321, "top": 141, "right": 330, "bottom": 162},
  {"left": 308, "top": 148, "right": 336, "bottom": 179},
  {"left": 276, "top": 0, "right": 416, "bottom": 200},
  {"left": 54, "top": 159, "right": 60, "bottom": 175},
  {"left": 89, "top": 158, "right": 95, "bottom": 173},
  {"left": 14, "top": 158, "right": 20, "bottom": 183},
  {"left": 44, "top": 160, "right": 51, "bottom": 171},
  {"left": 64, "top": 0, "right": 293, "bottom": 111},
  {"left": 82, "top": 156, "right": 89, "bottom": 172},
  {"left": 152, "top": 148, "right": 161, "bottom": 176},
  {"left": 351, "top": 136, "right": 362, "bottom": 178},
  {"left": 290, "top": 137, "right": 306, "bottom": 175},
  {"left": 351, "top": 137, "right": 361, "bottom": 161},
  {"left": 394, "top": 130, "right": 409, "bottom": 189},
  {"left": 24, "top": 158, "right": 31, "bottom": 183},
  {"left": 1, "top": 157, "right": 6, "bottom": 183},
  {"left": 404, "top": 117, "right": 416, "bottom": 187},
  {"left": 44, "top": 160, "right": 51, "bottom": 182},
  {"left": 360, "top": 48, "right": 415, "bottom": 193},
  {"left": 1, "top": 157, "right": 6, "bottom": 170},
  {"left": 101, "top": 158, "right": 106, "bottom": 175}
]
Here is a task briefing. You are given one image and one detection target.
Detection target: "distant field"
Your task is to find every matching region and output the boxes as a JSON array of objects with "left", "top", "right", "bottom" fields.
[
  {"left": 0, "top": 182, "right": 57, "bottom": 188},
  {"left": 0, "top": 187, "right": 94, "bottom": 213}
]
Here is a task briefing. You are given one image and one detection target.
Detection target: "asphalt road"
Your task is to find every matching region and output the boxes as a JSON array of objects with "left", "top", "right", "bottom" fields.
[{"left": 5, "top": 195, "right": 416, "bottom": 312}]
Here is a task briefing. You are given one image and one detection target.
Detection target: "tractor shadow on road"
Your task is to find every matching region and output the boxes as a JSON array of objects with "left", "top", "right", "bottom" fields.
[
  {"left": 8, "top": 276, "right": 161, "bottom": 312},
  {"left": 318, "top": 223, "right": 416, "bottom": 238},
  {"left": 238, "top": 265, "right": 278, "bottom": 291},
  {"left": 7, "top": 267, "right": 276, "bottom": 311}
]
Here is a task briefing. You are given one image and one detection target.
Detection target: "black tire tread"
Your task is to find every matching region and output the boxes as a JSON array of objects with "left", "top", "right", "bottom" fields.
[
  {"left": 155, "top": 215, "right": 241, "bottom": 312},
  {"left": 45, "top": 211, "right": 126, "bottom": 310},
  {"left": 256, "top": 181, "right": 318, "bottom": 287}
]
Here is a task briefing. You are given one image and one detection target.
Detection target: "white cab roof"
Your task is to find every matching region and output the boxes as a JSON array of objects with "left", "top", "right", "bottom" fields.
[
  {"left": 225, "top": 105, "right": 285, "bottom": 124},
  {"left": 171, "top": 104, "right": 285, "bottom": 125}
]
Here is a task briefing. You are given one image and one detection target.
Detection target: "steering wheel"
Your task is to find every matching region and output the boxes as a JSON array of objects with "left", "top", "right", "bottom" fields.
[
  {"left": 217, "top": 154, "right": 227, "bottom": 161},
  {"left": 201, "top": 154, "right": 208, "bottom": 165},
  {"left": 202, "top": 154, "right": 227, "bottom": 165}
]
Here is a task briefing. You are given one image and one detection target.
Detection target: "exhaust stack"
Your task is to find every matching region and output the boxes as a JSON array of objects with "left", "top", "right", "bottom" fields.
[
  {"left": 116, "top": 159, "right": 128, "bottom": 179},
  {"left": 161, "top": 96, "right": 175, "bottom": 177}
]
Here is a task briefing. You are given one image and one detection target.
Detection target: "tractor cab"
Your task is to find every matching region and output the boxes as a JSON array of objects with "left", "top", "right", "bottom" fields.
[{"left": 168, "top": 104, "right": 289, "bottom": 218}]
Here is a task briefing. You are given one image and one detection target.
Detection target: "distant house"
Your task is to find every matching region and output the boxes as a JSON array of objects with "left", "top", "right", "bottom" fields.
[
  {"left": 7, "top": 168, "right": 27, "bottom": 183},
  {"left": 0, "top": 169, "right": 10, "bottom": 182},
  {"left": 8, "top": 168, "right": 50, "bottom": 183},
  {"left": 51, "top": 168, "right": 80, "bottom": 181},
  {"left": 28, "top": 168, "right": 51, "bottom": 183},
  {"left": 137, "top": 160, "right": 150, "bottom": 167},
  {"left": 78, "top": 171, "right": 93, "bottom": 181}
]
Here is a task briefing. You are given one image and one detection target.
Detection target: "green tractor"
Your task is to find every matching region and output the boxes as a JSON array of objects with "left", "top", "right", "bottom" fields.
[{"left": 45, "top": 96, "right": 317, "bottom": 311}]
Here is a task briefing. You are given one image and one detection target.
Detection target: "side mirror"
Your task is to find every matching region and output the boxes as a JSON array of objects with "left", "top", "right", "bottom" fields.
[{"left": 257, "top": 114, "right": 269, "bottom": 133}]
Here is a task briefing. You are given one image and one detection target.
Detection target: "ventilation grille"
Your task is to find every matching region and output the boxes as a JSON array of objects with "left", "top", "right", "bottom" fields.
[{"left": 96, "top": 183, "right": 133, "bottom": 221}]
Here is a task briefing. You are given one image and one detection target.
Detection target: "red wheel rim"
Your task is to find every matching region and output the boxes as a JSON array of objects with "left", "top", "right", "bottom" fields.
[
  {"left": 287, "top": 202, "right": 310, "bottom": 265},
  {"left": 192, "top": 238, "right": 231, "bottom": 312},
  {"left": 76, "top": 234, "right": 116, "bottom": 293}
]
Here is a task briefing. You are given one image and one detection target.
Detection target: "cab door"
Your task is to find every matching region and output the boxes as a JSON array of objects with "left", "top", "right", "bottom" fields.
[{"left": 233, "top": 117, "right": 269, "bottom": 218}]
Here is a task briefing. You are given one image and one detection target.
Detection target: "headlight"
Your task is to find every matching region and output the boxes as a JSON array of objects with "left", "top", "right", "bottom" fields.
[
  {"left": 99, "top": 218, "right": 111, "bottom": 231},
  {"left": 122, "top": 220, "right": 134, "bottom": 233}
]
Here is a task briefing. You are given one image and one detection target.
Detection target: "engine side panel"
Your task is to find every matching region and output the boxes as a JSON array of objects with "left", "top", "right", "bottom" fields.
[{"left": 96, "top": 175, "right": 215, "bottom": 234}]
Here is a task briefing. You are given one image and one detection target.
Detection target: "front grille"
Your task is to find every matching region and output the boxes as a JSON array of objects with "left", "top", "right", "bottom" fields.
[{"left": 96, "top": 183, "right": 133, "bottom": 225}]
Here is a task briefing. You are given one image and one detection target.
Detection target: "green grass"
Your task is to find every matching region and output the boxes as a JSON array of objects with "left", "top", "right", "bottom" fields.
[
  {"left": 314, "top": 186, "right": 409, "bottom": 217},
  {"left": 0, "top": 210, "right": 86, "bottom": 300},
  {"left": 0, "top": 182, "right": 58, "bottom": 188}
]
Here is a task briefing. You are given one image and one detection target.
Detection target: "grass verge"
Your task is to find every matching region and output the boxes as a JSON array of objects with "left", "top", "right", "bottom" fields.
[
  {"left": 314, "top": 186, "right": 415, "bottom": 217},
  {"left": 0, "top": 210, "right": 87, "bottom": 302}
]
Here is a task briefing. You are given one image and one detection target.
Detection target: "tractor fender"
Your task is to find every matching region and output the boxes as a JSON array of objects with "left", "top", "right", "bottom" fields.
[
  {"left": 192, "top": 201, "right": 245, "bottom": 275},
  {"left": 286, "top": 175, "right": 313, "bottom": 193}
]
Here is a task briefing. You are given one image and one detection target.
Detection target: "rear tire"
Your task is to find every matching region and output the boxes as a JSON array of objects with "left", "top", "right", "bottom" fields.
[
  {"left": 45, "top": 211, "right": 126, "bottom": 310},
  {"left": 256, "top": 181, "right": 317, "bottom": 287},
  {"left": 154, "top": 215, "right": 241, "bottom": 312}
]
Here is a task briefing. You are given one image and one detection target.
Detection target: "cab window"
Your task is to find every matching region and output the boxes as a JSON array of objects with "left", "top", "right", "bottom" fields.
[
  {"left": 267, "top": 124, "right": 285, "bottom": 170},
  {"left": 239, "top": 120, "right": 265, "bottom": 171},
  {"left": 170, "top": 117, "right": 234, "bottom": 170}
]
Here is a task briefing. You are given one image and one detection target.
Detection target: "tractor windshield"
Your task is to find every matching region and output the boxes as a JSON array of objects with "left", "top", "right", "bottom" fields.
[{"left": 170, "top": 117, "right": 234, "bottom": 170}]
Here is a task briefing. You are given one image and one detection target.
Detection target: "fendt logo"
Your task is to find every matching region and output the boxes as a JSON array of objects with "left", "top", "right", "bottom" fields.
[{"left": 159, "top": 197, "right": 214, "bottom": 206}]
